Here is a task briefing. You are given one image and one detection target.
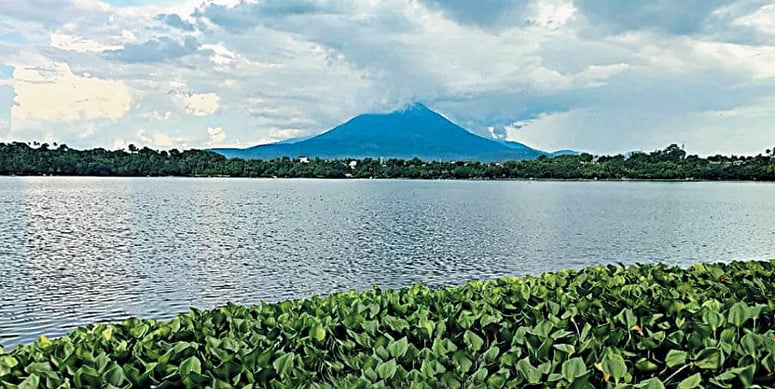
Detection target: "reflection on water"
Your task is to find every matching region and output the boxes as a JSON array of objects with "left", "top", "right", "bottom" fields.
[{"left": 1, "top": 177, "right": 774, "bottom": 347}]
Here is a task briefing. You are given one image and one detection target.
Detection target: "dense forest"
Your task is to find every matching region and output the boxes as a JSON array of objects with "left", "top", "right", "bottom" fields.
[{"left": 1, "top": 142, "right": 773, "bottom": 180}]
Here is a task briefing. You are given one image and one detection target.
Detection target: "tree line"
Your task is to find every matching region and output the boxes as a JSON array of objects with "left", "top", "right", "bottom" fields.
[{"left": 1, "top": 142, "right": 774, "bottom": 181}]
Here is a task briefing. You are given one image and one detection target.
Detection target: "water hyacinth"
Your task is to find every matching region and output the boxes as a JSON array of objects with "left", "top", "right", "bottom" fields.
[{"left": 1, "top": 260, "right": 774, "bottom": 388}]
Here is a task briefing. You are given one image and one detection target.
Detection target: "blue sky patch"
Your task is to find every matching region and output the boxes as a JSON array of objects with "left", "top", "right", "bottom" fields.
[
  {"left": 0, "top": 31, "right": 25, "bottom": 45},
  {"left": 0, "top": 64, "right": 14, "bottom": 79}
]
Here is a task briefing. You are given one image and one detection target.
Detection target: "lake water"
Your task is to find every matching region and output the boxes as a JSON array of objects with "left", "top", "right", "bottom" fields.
[{"left": 1, "top": 177, "right": 774, "bottom": 348}]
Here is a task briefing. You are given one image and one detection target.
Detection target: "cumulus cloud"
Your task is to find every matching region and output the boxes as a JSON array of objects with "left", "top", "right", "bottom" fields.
[
  {"left": 10, "top": 62, "right": 132, "bottom": 124},
  {"left": 182, "top": 93, "right": 221, "bottom": 116},
  {"left": 207, "top": 126, "right": 226, "bottom": 145},
  {"left": 137, "top": 129, "right": 191, "bottom": 148}
]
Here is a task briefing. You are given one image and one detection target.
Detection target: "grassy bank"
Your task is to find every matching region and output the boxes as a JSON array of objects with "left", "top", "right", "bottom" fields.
[{"left": 1, "top": 261, "right": 774, "bottom": 388}]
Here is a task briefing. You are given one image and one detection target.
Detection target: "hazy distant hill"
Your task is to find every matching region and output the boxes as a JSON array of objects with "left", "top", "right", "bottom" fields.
[{"left": 213, "top": 104, "right": 573, "bottom": 161}]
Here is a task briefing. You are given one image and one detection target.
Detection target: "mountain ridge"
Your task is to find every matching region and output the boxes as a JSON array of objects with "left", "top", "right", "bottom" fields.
[{"left": 212, "top": 103, "right": 574, "bottom": 161}]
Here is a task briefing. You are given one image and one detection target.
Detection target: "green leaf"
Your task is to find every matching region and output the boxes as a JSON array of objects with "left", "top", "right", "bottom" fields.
[
  {"left": 272, "top": 352, "right": 295, "bottom": 378},
  {"left": 441, "top": 372, "right": 461, "bottom": 389},
  {"left": 666, "top": 350, "right": 688, "bottom": 368},
  {"left": 517, "top": 357, "right": 542, "bottom": 384},
  {"left": 482, "top": 344, "right": 500, "bottom": 362},
  {"left": 311, "top": 324, "right": 326, "bottom": 342},
  {"left": 561, "top": 357, "right": 587, "bottom": 381},
  {"left": 471, "top": 367, "right": 488, "bottom": 382},
  {"left": 463, "top": 330, "right": 484, "bottom": 352},
  {"left": 601, "top": 351, "right": 627, "bottom": 380},
  {"left": 376, "top": 359, "right": 397, "bottom": 380},
  {"left": 740, "top": 334, "right": 758, "bottom": 357},
  {"left": 387, "top": 337, "right": 409, "bottom": 359},
  {"left": 694, "top": 348, "right": 722, "bottom": 370},
  {"left": 677, "top": 373, "right": 702, "bottom": 389},
  {"left": 616, "top": 308, "right": 637, "bottom": 328},
  {"left": 728, "top": 302, "right": 749, "bottom": 327},
  {"left": 18, "top": 374, "right": 40, "bottom": 389},
  {"left": 736, "top": 364, "right": 756, "bottom": 387},
  {"left": 487, "top": 373, "right": 507, "bottom": 387},
  {"left": 103, "top": 363, "right": 127, "bottom": 386},
  {"left": 635, "top": 358, "right": 659, "bottom": 372},
  {"left": 420, "top": 360, "right": 435, "bottom": 378},
  {"left": 0, "top": 355, "right": 18, "bottom": 377},
  {"left": 452, "top": 351, "right": 473, "bottom": 374},
  {"left": 702, "top": 310, "right": 723, "bottom": 330},
  {"left": 179, "top": 355, "right": 202, "bottom": 377},
  {"left": 102, "top": 326, "right": 114, "bottom": 341},
  {"left": 716, "top": 364, "right": 756, "bottom": 387},
  {"left": 418, "top": 319, "right": 434, "bottom": 337},
  {"left": 553, "top": 344, "right": 575, "bottom": 355}
]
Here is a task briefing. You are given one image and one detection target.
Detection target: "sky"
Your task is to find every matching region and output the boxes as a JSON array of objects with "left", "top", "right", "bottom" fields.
[{"left": 0, "top": 0, "right": 773, "bottom": 156}]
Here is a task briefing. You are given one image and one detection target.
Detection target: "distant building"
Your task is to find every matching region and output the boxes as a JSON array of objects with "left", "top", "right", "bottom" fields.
[
  {"left": 349, "top": 160, "right": 358, "bottom": 169},
  {"left": 298, "top": 156, "right": 310, "bottom": 164}
]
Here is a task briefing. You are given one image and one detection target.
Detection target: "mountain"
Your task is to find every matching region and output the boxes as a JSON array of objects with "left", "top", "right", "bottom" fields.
[
  {"left": 212, "top": 104, "right": 561, "bottom": 162},
  {"left": 498, "top": 141, "right": 578, "bottom": 158},
  {"left": 548, "top": 149, "right": 579, "bottom": 157}
]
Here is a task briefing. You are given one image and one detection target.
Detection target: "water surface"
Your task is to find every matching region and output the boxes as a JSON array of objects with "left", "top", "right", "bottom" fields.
[{"left": 1, "top": 177, "right": 773, "bottom": 347}]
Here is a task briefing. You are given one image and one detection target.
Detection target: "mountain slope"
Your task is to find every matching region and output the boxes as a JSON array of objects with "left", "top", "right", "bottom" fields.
[{"left": 213, "top": 104, "right": 549, "bottom": 161}]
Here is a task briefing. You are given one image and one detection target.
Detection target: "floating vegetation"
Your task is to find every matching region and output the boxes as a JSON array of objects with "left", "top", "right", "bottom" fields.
[{"left": 1, "top": 260, "right": 773, "bottom": 388}]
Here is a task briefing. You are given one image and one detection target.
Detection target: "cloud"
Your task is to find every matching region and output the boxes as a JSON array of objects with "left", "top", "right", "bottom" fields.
[
  {"left": 137, "top": 129, "right": 192, "bottom": 148},
  {"left": 50, "top": 32, "right": 122, "bottom": 52},
  {"left": 199, "top": 43, "right": 239, "bottom": 66},
  {"left": 417, "top": 0, "right": 527, "bottom": 28},
  {"left": 0, "top": 0, "right": 771, "bottom": 156},
  {"left": 0, "top": 0, "right": 108, "bottom": 27},
  {"left": 183, "top": 92, "right": 220, "bottom": 116},
  {"left": 104, "top": 36, "right": 200, "bottom": 63},
  {"left": 156, "top": 13, "right": 195, "bottom": 32},
  {"left": 207, "top": 125, "right": 226, "bottom": 145},
  {"left": 201, "top": 0, "right": 347, "bottom": 31},
  {"left": 574, "top": 0, "right": 729, "bottom": 36},
  {"left": 10, "top": 62, "right": 132, "bottom": 124}
]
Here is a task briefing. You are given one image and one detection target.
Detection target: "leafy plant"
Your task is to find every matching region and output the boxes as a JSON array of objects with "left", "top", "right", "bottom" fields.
[{"left": 1, "top": 260, "right": 773, "bottom": 388}]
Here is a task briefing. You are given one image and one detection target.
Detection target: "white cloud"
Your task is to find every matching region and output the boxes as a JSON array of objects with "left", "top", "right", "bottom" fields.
[
  {"left": 50, "top": 32, "right": 121, "bottom": 52},
  {"left": 732, "top": 4, "right": 775, "bottom": 36},
  {"left": 528, "top": 0, "right": 576, "bottom": 29},
  {"left": 137, "top": 129, "right": 191, "bottom": 148},
  {"left": 200, "top": 43, "right": 239, "bottom": 66},
  {"left": 207, "top": 125, "right": 226, "bottom": 145},
  {"left": 10, "top": 62, "right": 132, "bottom": 124},
  {"left": 141, "top": 110, "right": 177, "bottom": 120},
  {"left": 112, "top": 138, "right": 127, "bottom": 150},
  {"left": 183, "top": 92, "right": 220, "bottom": 116}
]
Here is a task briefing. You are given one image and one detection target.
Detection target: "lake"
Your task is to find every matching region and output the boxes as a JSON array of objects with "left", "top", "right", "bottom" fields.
[{"left": 1, "top": 177, "right": 773, "bottom": 347}]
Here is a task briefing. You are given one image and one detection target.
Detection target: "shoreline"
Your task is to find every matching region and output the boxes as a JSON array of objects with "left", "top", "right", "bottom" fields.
[{"left": 1, "top": 174, "right": 773, "bottom": 183}]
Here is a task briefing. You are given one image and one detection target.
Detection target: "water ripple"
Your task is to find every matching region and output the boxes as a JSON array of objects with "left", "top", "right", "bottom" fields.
[{"left": 1, "top": 177, "right": 774, "bottom": 348}]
